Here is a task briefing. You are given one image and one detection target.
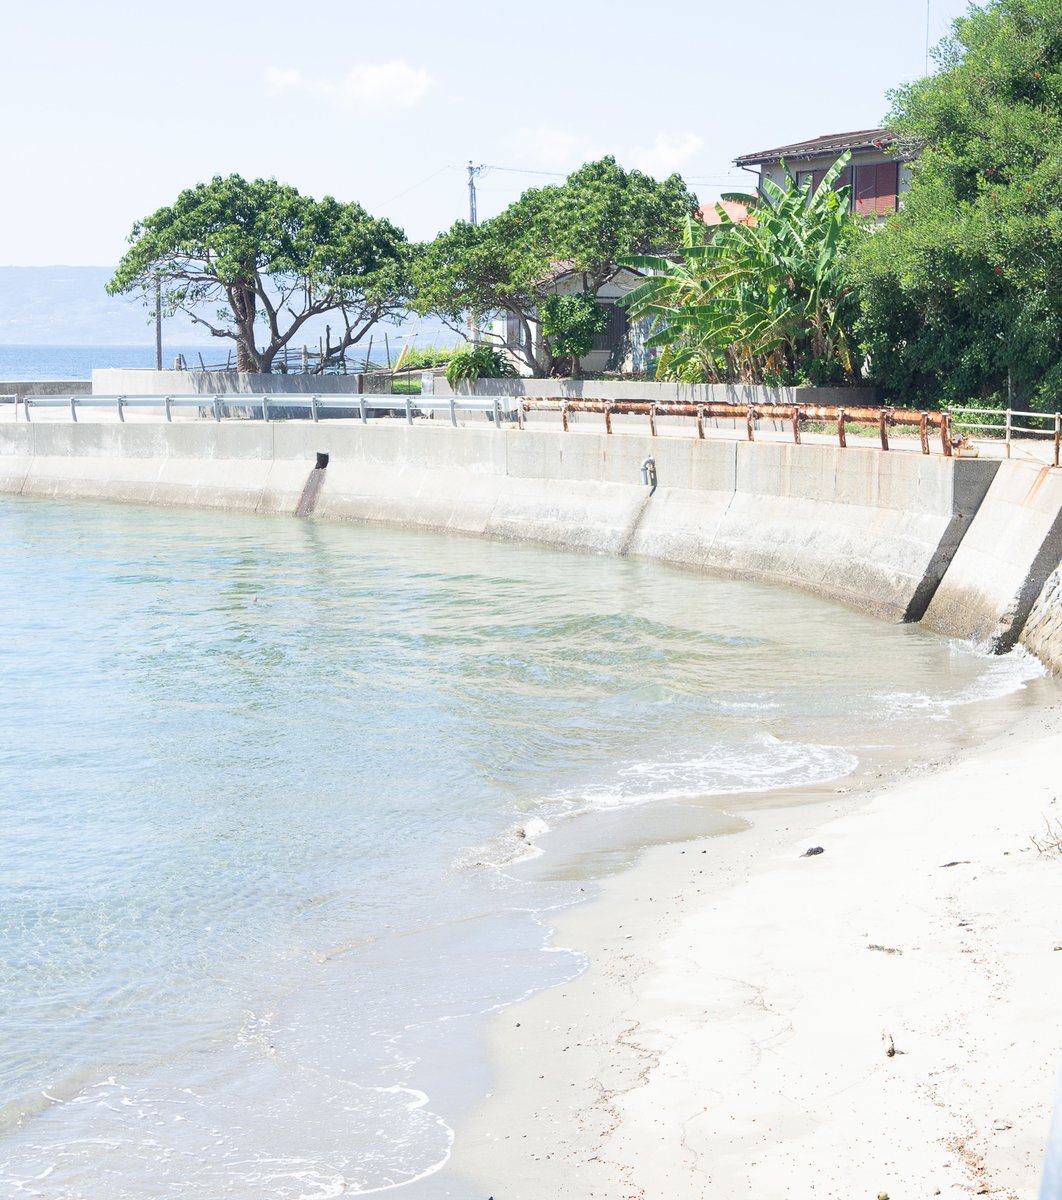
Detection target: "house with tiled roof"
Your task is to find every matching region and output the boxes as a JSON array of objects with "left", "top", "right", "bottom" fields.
[{"left": 733, "top": 128, "right": 915, "bottom": 217}]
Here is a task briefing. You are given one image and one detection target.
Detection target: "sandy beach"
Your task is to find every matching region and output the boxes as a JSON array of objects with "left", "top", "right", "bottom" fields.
[{"left": 452, "top": 701, "right": 1062, "bottom": 1199}]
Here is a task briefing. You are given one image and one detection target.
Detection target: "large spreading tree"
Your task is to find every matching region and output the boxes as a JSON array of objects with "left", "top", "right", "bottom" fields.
[
  {"left": 410, "top": 157, "right": 699, "bottom": 376},
  {"left": 108, "top": 175, "right": 408, "bottom": 373},
  {"left": 854, "top": 0, "right": 1062, "bottom": 409}
]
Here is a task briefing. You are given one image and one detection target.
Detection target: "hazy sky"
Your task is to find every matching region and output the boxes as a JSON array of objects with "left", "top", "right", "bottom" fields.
[{"left": 2, "top": 0, "right": 974, "bottom": 267}]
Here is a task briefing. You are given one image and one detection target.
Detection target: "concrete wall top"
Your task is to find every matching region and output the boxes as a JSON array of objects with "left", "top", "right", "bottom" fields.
[
  {"left": 93, "top": 369, "right": 367, "bottom": 396},
  {"left": 444, "top": 377, "right": 882, "bottom": 407},
  {"left": 1, "top": 380, "right": 92, "bottom": 396}
]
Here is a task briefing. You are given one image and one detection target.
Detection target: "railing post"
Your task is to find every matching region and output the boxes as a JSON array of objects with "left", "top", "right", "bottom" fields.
[
  {"left": 450, "top": 397, "right": 457, "bottom": 427},
  {"left": 405, "top": 397, "right": 413, "bottom": 425},
  {"left": 837, "top": 408, "right": 847, "bottom": 449},
  {"left": 604, "top": 404, "right": 613, "bottom": 435},
  {"left": 745, "top": 404, "right": 754, "bottom": 442},
  {"left": 517, "top": 399, "right": 525, "bottom": 430},
  {"left": 493, "top": 397, "right": 501, "bottom": 428},
  {"left": 213, "top": 396, "right": 222, "bottom": 422},
  {"left": 310, "top": 395, "right": 319, "bottom": 423},
  {"left": 941, "top": 412, "right": 953, "bottom": 457},
  {"left": 1006, "top": 407, "right": 1013, "bottom": 459},
  {"left": 70, "top": 396, "right": 78, "bottom": 423},
  {"left": 919, "top": 412, "right": 929, "bottom": 455},
  {"left": 792, "top": 406, "right": 801, "bottom": 445},
  {"left": 360, "top": 396, "right": 367, "bottom": 424},
  {"left": 879, "top": 409, "right": 889, "bottom": 452},
  {"left": 648, "top": 403, "right": 657, "bottom": 437},
  {"left": 262, "top": 395, "right": 270, "bottom": 422},
  {"left": 22, "top": 396, "right": 30, "bottom": 423},
  {"left": 164, "top": 395, "right": 172, "bottom": 422},
  {"left": 696, "top": 405, "right": 705, "bottom": 440},
  {"left": 562, "top": 403, "right": 569, "bottom": 433},
  {"left": 117, "top": 395, "right": 125, "bottom": 423},
  {"left": 1054, "top": 412, "right": 1060, "bottom": 469}
]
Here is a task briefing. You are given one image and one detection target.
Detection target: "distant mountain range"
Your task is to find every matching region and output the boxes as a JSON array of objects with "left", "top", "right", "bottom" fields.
[
  {"left": 0, "top": 266, "right": 456, "bottom": 351},
  {"left": 0, "top": 266, "right": 210, "bottom": 345}
]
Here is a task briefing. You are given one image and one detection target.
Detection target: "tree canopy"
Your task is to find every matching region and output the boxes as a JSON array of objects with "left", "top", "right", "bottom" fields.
[
  {"left": 622, "top": 158, "right": 863, "bottom": 385},
  {"left": 108, "top": 175, "right": 408, "bottom": 373},
  {"left": 854, "top": 0, "right": 1062, "bottom": 408},
  {"left": 410, "top": 158, "right": 698, "bottom": 376}
]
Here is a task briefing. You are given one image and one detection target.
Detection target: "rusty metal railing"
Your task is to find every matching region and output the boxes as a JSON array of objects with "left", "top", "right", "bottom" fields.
[{"left": 518, "top": 399, "right": 955, "bottom": 456}]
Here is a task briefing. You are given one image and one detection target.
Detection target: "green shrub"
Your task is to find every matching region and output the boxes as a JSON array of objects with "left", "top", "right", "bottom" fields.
[{"left": 444, "top": 345, "right": 517, "bottom": 389}]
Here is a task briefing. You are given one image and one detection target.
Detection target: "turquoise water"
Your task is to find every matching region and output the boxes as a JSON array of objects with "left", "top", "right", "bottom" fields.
[{"left": 0, "top": 495, "right": 1050, "bottom": 1198}]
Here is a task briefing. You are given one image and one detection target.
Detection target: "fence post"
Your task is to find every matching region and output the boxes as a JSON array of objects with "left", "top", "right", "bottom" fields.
[
  {"left": 311, "top": 395, "right": 319, "bottom": 423},
  {"left": 1055, "top": 412, "right": 1060, "bottom": 469},
  {"left": 941, "top": 412, "right": 953, "bottom": 457},
  {"left": 648, "top": 403, "right": 657, "bottom": 437},
  {"left": 696, "top": 405, "right": 705, "bottom": 440},
  {"left": 360, "top": 397, "right": 367, "bottom": 424},
  {"left": 164, "top": 395, "right": 172, "bottom": 422},
  {"left": 493, "top": 398, "right": 501, "bottom": 428},
  {"left": 792, "top": 407, "right": 801, "bottom": 445},
  {"left": 837, "top": 409, "right": 847, "bottom": 449},
  {"left": 213, "top": 396, "right": 222, "bottom": 422},
  {"left": 21, "top": 396, "right": 30, "bottom": 423},
  {"left": 1006, "top": 408, "right": 1013, "bottom": 459},
  {"left": 70, "top": 396, "right": 78, "bottom": 423},
  {"left": 879, "top": 409, "right": 889, "bottom": 452},
  {"left": 261, "top": 395, "right": 270, "bottom": 423},
  {"left": 405, "top": 397, "right": 413, "bottom": 425},
  {"left": 117, "top": 395, "right": 125, "bottom": 423},
  {"left": 745, "top": 404, "right": 754, "bottom": 442},
  {"left": 919, "top": 413, "right": 929, "bottom": 455},
  {"left": 450, "top": 397, "right": 458, "bottom": 427}
]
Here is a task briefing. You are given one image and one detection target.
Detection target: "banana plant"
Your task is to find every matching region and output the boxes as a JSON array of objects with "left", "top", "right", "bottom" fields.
[{"left": 622, "top": 154, "right": 864, "bottom": 385}]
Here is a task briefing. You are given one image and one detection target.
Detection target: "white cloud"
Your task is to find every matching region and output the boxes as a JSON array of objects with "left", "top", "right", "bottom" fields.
[
  {"left": 515, "top": 126, "right": 603, "bottom": 171},
  {"left": 628, "top": 132, "right": 705, "bottom": 177},
  {"left": 266, "top": 61, "right": 434, "bottom": 114}
]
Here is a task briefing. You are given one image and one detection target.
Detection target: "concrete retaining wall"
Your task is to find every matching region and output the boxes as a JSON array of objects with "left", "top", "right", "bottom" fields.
[
  {"left": 0, "top": 421, "right": 1002, "bottom": 626},
  {"left": 923, "top": 461, "right": 1062, "bottom": 652}
]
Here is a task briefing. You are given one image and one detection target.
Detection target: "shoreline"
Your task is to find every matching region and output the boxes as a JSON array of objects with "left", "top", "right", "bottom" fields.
[{"left": 448, "top": 697, "right": 1062, "bottom": 1199}]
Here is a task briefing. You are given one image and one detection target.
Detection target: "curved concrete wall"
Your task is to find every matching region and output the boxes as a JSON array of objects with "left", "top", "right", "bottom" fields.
[{"left": 0, "top": 422, "right": 1004, "bottom": 628}]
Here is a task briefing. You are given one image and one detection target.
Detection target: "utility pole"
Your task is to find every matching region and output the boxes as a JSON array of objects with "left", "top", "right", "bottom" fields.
[
  {"left": 467, "top": 161, "right": 484, "bottom": 342},
  {"left": 467, "top": 160, "right": 482, "bottom": 226},
  {"left": 154, "top": 272, "right": 163, "bottom": 372}
]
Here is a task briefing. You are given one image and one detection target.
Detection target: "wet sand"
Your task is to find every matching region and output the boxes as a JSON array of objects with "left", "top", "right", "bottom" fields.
[{"left": 450, "top": 699, "right": 1062, "bottom": 1199}]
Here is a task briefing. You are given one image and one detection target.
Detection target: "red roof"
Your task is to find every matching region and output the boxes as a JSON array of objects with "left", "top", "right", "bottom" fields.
[
  {"left": 698, "top": 199, "right": 756, "bottom": 227},
  {"left": 735, "top": 128, "right": 893, "bottom": 166}
]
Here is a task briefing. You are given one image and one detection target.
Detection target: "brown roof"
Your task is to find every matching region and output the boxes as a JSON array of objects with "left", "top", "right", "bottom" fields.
[{"left": 735, "top": 128, "right": 893, "bottom": 166}]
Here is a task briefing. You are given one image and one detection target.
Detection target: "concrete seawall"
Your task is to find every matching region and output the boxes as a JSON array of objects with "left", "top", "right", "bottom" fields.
[{"left": 2, "top": 421, "right": 1062, "bottom": 660}]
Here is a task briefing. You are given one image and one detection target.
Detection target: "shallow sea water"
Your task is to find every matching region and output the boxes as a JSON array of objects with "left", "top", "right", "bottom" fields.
[{"left": 0, "top": 494, "right": 1053, "bottom": 1198}]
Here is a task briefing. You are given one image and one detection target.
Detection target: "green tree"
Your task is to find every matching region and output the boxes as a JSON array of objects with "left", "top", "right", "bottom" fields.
[
  {"left": 539, "top": 293, "right": 609, "bottom": 376},
  {"left": 411, "top": 157, "right": 698, "bottom": 376},
  {"left": 622, "top": 157, "right": 863, "bottom": 385},
  {"left": 108, "top": 175, "right": 409, "bottom": 373},
  {"left": 853, "top": 0, "right": 1062, "bottom": 408}
]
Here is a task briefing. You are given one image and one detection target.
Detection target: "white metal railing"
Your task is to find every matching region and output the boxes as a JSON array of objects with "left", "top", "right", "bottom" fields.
[
  {"left": 1, "top": 393, "right": 520, "bottom": 428},
  {"left": 947, "top": 405, "right": 1062, "bottom": 466}
]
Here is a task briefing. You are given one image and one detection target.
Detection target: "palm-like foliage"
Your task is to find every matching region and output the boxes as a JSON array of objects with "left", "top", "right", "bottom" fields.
[{"left": 621, "top": 155, "right": 864, "bottom": 385}]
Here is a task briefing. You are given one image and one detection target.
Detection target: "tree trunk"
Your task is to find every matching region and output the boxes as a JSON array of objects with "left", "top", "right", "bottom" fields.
[{"left": 230, "top": 282, "right": 263, "bottom": 373}]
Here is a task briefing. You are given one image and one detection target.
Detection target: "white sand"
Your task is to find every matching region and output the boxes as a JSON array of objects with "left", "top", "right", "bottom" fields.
[{"left": 452, "top": 706, "right": 1062, "bottom": 1199}]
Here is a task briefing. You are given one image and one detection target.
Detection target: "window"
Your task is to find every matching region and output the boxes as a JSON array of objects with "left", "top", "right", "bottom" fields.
[{"left": 853, "top": 162, "right": 899, "bottom": 216}]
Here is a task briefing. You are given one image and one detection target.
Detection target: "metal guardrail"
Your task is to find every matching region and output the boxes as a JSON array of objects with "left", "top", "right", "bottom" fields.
[
  {"left": 8, "top": 393, "right": 1060, "bottom": 464},
  {"left": 521, "top": 398, "right": 956, "bottom": 456},
  {"left": 2, "top": 392, "right": 519, "bottom": 428},
  {"left": 948, "top": 405, "right": 1062, "bottom": 467}
]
